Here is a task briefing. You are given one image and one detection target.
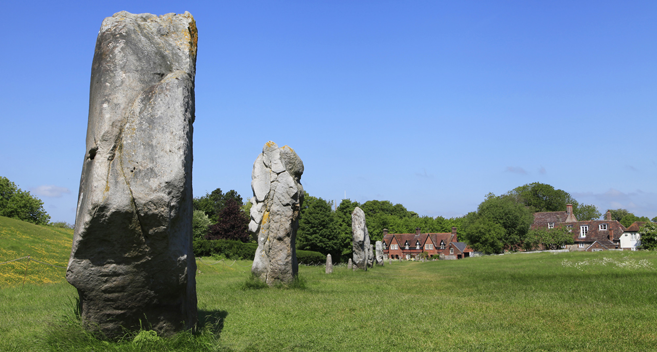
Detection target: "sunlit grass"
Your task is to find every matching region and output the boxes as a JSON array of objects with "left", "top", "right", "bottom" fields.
[{"left": 3, "top": 216, "right": 657, "bottom": 351}]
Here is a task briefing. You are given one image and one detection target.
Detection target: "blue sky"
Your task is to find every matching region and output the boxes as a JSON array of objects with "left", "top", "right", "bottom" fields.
[{"left": 1, "top": 1, "right": 655, "bottom": 224}]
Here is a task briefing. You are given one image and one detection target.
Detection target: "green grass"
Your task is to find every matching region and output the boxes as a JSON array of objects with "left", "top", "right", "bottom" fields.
[{"left": 3, "top": 217, "right": 657, "bottom": 351}]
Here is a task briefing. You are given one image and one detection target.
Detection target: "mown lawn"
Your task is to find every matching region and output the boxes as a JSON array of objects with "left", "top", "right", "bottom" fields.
[{"left": 2, "top": 219, "right": 657, "bottom": 351}]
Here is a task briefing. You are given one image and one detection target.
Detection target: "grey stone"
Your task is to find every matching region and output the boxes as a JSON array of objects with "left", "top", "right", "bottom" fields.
[
  {"left": 351, "top": 207, "right": 369, "bottom": 271},
  {"left": 325, "top": 254, "right": 333, "bottom": 274},
  {"left": 375, "top": 241, "right": 384, "bottom": 266},
  {"left": 250, "top": 142, "right": 304, "bottom": 285},
  {"left": 347, "top": 258, "right": 353, "bottom": 270},
  {"left": 66, "top": 11, "right": 198, "bottom": 339}
]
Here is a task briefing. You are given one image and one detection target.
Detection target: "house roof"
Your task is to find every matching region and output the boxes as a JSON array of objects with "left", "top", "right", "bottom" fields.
[
  {"left": 531, "top": 211, "right": 569, "bottom": 230},
  {"left": 569, "top": 220, "right": 625, "bottom": 243},
  {"left": 453, "top": 242, "right": 467, "bottom": 253},
  {"left": 625, "top": 221, "right": 647, "bottom": 232},
  {"left": 383, "top": 232, "right": 455, "bottom": 249}
]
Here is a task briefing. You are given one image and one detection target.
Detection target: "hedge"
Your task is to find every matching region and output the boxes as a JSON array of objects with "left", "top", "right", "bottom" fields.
[{"left": 193, "top": 239, "right": 326, "bottom": 264}]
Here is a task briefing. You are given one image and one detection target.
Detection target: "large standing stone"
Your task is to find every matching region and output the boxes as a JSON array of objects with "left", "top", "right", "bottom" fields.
[
  {"left": 347, "top": 258, "right": 353, "bottom": 270},
  {"left": 325, "top": 254, "right": 333, "bottom": 274},
  {"left": 250, "top": 142, "right": 304, "bottom": 285},
  {"left": 352, "top": 207, "right": 370, "bottom": 271},
  {"left": 375, "top": 241, "right": 384, "bottom": 266},
  {"left": 66, "top": 11, "right": 198, "bottom": 338}
]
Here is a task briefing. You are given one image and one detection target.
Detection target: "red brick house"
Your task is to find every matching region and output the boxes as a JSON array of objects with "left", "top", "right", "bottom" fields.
[
  {"left": 382, "top": 227, "right": 473, "bottom": 260},
  {"left": 530, "top": 205, "right": 625, "bottom": 251}
]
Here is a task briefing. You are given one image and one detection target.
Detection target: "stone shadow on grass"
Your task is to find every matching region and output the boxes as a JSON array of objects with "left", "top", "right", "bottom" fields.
[{"left": 197, "top": 309, "right": 228, "bottom": 336}]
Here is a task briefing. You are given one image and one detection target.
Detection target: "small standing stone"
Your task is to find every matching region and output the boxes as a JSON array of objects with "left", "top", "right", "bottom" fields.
[
  {"left": 347, "top": 258, "right": 353, "bottom": 270},
  {"left": 375, "top": 241, "right": 384, "bottom": 266},
  {"left": 325, "top": 254, "right": 333, "bottom": 274}
]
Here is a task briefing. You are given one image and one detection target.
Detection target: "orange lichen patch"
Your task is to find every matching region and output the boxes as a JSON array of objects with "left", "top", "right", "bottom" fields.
[
  {"left": 265, "top": 141, "right": 277, "bottom": 148},
  {"left": 282, "top": 145, "right": 295, "bottom": 153},
  {"left": 261, "top": 211, "right": 270, "bottom": 225}
]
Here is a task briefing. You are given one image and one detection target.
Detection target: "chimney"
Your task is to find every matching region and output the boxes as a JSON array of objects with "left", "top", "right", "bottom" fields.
[
  {"left": 565, "top": 204, "right": 577, "bottom": 222},
  {"left": 415, "top": 227, "right": 421, "bottom": 236},
  {"left": 383, "top": 228, "right": 388, "bottom": 237},
  {"left": 606, "top": 211, "right": 612, "bottom": 221},
  {"left": 452, "top": 227, "right": 458, "bottom": 242}
]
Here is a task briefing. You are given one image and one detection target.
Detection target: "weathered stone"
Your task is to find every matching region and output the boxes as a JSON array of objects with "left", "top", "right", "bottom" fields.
[
  {"left": 66, "top": 11, "right": 198, "bottom": 339},
  {"left": 375, "top": 241, "right": 384, "bottom": 266},
  {"left": 250, "top": 142, "right": 304, "bottom": 285},
  {"left": 347, "top": 258, "right": 353, "bottom": 270},
  {"left": 352, "top": 207, "right": 369, "bottom": 271},
  {"left": 325, "top": 254, "right": 333, "bottom": 274}
]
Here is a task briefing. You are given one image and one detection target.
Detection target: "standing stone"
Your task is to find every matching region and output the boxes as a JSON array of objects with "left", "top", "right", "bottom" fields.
[
  {"left": 352, "top": 207, "right": 370, "bottom": 270},
  {"left": 366, "top": 235, "right": 374, "bottom": 268},
  {"left": 66, "top": 11, "right": 198, "bottom": 338},
  {"left": 250, "top": 142, "right": 304, "bottom": 285},
  {"left": 347, "top": 258, "right": 353, "bottom": 270},
  {"left": 389, "top": 258, "right": 392, "bottom": 265},
  {"left": 375, "top": 241, "right": 384, "bottom": 266},
  {"left": 325, "top": 254, "right": 333, "bottom": 274}
]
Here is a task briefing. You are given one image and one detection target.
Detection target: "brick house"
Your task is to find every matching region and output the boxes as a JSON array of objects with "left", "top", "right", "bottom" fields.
[
  {"left": 530, "top": 205, "right": 625, "bottom": 251},
  {"left": 382, "top": 227, "right": 473, "bottom": 260}
]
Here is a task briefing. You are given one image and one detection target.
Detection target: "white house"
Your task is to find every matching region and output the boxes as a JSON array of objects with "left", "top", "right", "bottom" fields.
[{"left": 620, "top": 222, "right": 646, "bottom": 251}]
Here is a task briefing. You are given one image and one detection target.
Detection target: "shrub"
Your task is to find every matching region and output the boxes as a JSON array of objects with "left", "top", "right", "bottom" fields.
[
  {"left": 296, "top": 250, "right": 325, "bottom": 265},
  {"left": 193, "top": 239, "right": 258, "bottom": 260}
]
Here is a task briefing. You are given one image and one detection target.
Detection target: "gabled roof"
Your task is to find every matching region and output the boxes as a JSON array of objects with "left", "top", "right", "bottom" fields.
[
  {"left": 453, "top": 242, "right": 467, "bottom": 253},
  {"left": 570, "top": 220, "right": 625, "bottom": 243},
  {"left": 531, "top": 211, "right": 569, "bottom": 230},
  {"left": 383, "top": 232, "right": 454, "bottom": 249},
  {"left": 625, "top": 221, "right": 648, "bottom": 232},
  {"left": 586, "top": 240, "right": 616, "bottom": 251}
]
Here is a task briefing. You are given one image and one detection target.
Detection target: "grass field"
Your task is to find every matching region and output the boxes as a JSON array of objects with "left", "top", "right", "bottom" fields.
[{"left": 2, "top": 217, "right": 657, "bottom": 351}]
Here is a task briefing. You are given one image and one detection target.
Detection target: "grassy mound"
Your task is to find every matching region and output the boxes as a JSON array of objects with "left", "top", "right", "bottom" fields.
[{"left": 0, "top": 216, "right": 73, "bottom": 286}]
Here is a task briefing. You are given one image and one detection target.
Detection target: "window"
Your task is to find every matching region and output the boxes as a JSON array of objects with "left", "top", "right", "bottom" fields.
[
  {"left": 383, "top": 242, "right": 387, "bottom": 249},
  {"left": 599, "top": 223, "right": 608, "bottom": 230},
  {"left": 440, "top": 241, "right": 445, "bottom": 250},
  {"left": 450, "top": 248, "right": 454, "bottom": 254},
  {"left": 405, "top": 242, "right": 409, "bottom": 250},
  {"left": 425, "top": 243, "right": 433, "bottom": 250},
  {"left": 416, "top": 241, "right": 421, "bottom": 250},
  {"left": 580, "top": 225, "right": 588, "bottom": 238},
  {"left": 548, "top": 222, "right": 555, "bottom": 229},
  {"left": 579, "top": 243, "right": 585, "bottom": 248},
  {"left": 391, "top": 244, "right": 398, "bottom": 250}
]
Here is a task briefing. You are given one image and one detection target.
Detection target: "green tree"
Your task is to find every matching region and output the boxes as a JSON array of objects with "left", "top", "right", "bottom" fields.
[
  {"left": 575, "top": 204, "right": 601, "bottom": 220},
  {"left": 297, "top": 194, "right": 340, "bottom": 259},
  {"left": 462, "top": 193, "right": 533, "bottom": 252},
  {"left": 192, "top": 210, "right": 212, "bottom": 240},
  {"left": 652, "top": 216, "right": 657, "bottom": 223},
  {"left": 465, "top": 218, "right": 505, "bottom": 254},
  {"left": 607, "top": 209, "right": 630, "bottom": 222},
  {"left": 638, "top": 222, "right": 657, "bottom": 250},
  {"left": 0, "top": 176, "right": 51, "bottom": 225},
  {"left": 506, "top": 182, "right": 577, "bottom": 213},
  {"left": 522, "top": 227, "right": 574, "bottom": 251},
  {"left": 620, "top": 213, "right": 651, "bottom": 228},
  {"left": 193, "top": 188, "right": 244, "bottom": 224}
]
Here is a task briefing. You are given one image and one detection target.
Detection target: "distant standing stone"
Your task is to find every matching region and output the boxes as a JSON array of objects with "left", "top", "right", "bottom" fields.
[
  {"left": 325, "top": 254, "right": 333, "bottom": 274},
  {"left": 352, "top": 207, "right": 369, "bottom": 271},
  {"left": 375, "top": 241, "right": 384, "bottom": 266},
  {"left": 249, "top": 142, "right": 304, "bottom": 286},
  {"left": 66, "top": 11, "right": 198, "bottom": 338},
  {"left": 347, "top": 258, "right": 353, "bottom": 270}
]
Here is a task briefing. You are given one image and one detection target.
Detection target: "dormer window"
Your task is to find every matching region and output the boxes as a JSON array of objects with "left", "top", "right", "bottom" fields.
[
  {"left": 580, "top": 225, "right": 588, "bottom": 238},
  {"left": 383, "top": 242, "right": 387, "bottom": 249},
  {"left": 416, "top": 241, "right": 421, "bottom": 249},
  {"left": 405, "top": 242, "right": 409, "bottom": 250},
  {"left": 440, "top": 241, "right": 445, "bottom": 250},
  {"left": 548, "top": 222, "right": 554, "bottom": 229},
  {"left": 599, "top": 224, "right": 608, "bottom": 230}
]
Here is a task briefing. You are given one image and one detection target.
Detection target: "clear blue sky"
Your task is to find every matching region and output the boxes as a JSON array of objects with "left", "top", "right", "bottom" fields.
[{"left": 1, "top": 1, "right": 656, "bottom": 224}]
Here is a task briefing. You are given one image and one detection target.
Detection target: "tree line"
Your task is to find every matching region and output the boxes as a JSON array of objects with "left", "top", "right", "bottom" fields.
[{"left": 192, "top": 182, "right": 657, "bottom": 259}]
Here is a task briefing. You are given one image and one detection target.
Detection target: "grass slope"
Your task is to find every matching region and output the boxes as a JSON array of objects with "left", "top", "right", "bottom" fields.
[
  {"left": 2, "top": 217, "right": 657, "bottom": 351},
  {"left": 0, "top": 216, "right": 73, "bottom": 286}
]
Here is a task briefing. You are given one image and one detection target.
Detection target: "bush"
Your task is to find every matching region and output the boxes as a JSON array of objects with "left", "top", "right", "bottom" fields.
[
  {"left": 193, "top": 239, "right": 258, "bottom": 260},
  {"left": 296, "top": 250, "right": 325, "bottom": 265},
  {"left": 0, "top": 176, "right": 51, "bottom": 225},
  {"left": 50, "top": 221, "right": 74, "bottom": 229}
]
